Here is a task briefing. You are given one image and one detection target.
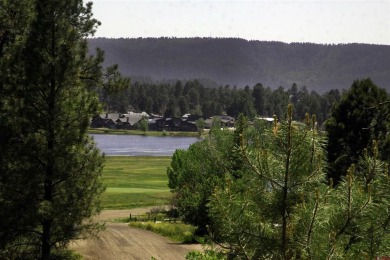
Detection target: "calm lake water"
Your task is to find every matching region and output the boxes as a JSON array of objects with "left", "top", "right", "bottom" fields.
[{"left": 90, "top": 134, "right": 199, "bottom": 156}]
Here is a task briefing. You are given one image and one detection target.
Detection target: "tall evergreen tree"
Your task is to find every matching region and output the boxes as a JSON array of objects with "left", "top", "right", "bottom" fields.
[
  {"left": 252, "top": 83, "right": 266, "bottom": 115},
  {"left": 209, "top": 106, "right": 327, "bottom": 259},
  {"left": 100, "top": 64, "right": 130, "bottom": 113},
  {"left": 206, "top": 105, "right": 390, "bottom": 259},
  {"left": 0, "top": 0, "right": 110, "bottom": 258},
  {"left": 325, "top": 79, "right": 390, "bottom": 184},
  {"left": 0, "top": 0, "right": 36, "bottom": 255}
]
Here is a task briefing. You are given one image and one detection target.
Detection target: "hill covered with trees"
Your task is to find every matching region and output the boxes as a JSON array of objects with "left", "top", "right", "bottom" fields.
[{"left": 88, "top": 37, "right": 390, "bottom": 92}]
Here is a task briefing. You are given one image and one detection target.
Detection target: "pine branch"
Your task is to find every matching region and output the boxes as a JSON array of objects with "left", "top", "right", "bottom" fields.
[
  {"left": 306, "top": 190, "right": 320, "bottom": 257},
  {"left": 237, "top": 233, "right": 251, "bottom": 260},
  {"left": 291, "top": 163, "right": 322, "bottom": 189},
  {"left": 240, "top": 147, "right": 282, "bottom": 188},
  {"left": 364, "top": 100, "right": 390, "bottom": 109}
]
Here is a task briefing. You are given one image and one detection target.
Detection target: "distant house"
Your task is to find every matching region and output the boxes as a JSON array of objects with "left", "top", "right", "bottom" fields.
[
  {"left": 180, "top": 120, "right": 198, "bottom": 132},
  {"left": 116, "top": 113, "right": 144, "bottom": 130},
  {"left": 90, "top": 112, "right": 235, "bottom": 133},
  {"left": 115, "top": 117, "right": 131, "bottom": 129},
  {"left": 204, "top": 115, "right": 235, "bottom": 129},
  {"left": 257, "top": 117, "right": 274, "bottom": 122},
  {"left": 148, "top": 117, "right": 166, "bottom": 131},
  {"left": 204, "top": 118, "right": 213, "bottom": 129},
  {"left": 183, "top": 114, "right": 202, "bottom": 123},
  {"left": 164, "top": 118, "right": 181, "bottom": 132},
  {"left": 217, "top": 115, "right": 235, "bottom": 127},
  {"left": 90, "top": 111, "right": 148, "bottom": 129},
  {"left": 90, "top": 113, "right": 118, "bottom": 129},
  {"left": 164, "top": 118, "right": 197, "bottom": 132}
]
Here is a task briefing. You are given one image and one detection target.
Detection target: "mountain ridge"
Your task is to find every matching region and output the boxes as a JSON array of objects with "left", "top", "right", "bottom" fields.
[{"left": 88, "top": 37, "right": 390, "bottom": 92}]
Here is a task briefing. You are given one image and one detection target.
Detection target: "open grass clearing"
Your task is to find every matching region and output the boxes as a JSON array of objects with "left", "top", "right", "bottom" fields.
[
  {"left": 105, "top": 187, "right": 168, "bottom": 193},
  {"left": 101, "top": 156, "right": 172, "bottom": 209}
]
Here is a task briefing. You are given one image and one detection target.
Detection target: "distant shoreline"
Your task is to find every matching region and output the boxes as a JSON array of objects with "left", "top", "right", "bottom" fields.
[{"left": 88, "top": 128, "right": 200, "bottom": 138}]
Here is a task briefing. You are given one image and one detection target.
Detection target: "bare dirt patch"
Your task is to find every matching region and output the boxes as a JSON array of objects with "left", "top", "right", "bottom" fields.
[{"left": 70, "top": 208, "right": 203, "bottom": 260}]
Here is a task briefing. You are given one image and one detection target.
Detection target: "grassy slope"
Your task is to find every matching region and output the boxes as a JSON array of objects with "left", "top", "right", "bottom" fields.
[
  {"left": 98, "top": 157, "right": 205, "bottom": 249},
  {"left": 101, "top": 156, "right": 172, "bottom": 209}
]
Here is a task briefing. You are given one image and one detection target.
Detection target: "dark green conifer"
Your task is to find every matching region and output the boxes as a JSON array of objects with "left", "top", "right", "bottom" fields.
[
  {"left": 326, "top": 78, "right": 390, "bottom": 184},
  {"left": 0, "top": 0, "right": 117, "bottom": 258}
]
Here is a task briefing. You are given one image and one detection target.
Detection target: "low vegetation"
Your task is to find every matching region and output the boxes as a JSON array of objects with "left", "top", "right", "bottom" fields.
[
  {"left": 129, "top": 222, "right": 197, "bottom": 243},
  {"left": 185, "top": 250, "right": 225, "bottom": 260},
  {"left": 112, "top": 206, "right": 199, "bottom": 244}
]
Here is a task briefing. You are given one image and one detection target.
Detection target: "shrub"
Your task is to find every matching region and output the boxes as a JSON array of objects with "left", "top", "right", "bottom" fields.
[
  {"left": 185, "top": 250, "right": 225, "bottom": 260},
  {"left": 129, "top": 222, "right": 197, "bottom": 243}
]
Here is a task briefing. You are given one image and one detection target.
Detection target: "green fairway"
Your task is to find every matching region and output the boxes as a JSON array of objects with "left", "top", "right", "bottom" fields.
[{"left": 100, "top": 156, "right": 173, "bottom": 209}]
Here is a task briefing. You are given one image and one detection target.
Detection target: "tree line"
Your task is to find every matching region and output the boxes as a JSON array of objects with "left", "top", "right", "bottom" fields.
[{"left": 106, "top": 79, "right": 341, "bottom": 125}]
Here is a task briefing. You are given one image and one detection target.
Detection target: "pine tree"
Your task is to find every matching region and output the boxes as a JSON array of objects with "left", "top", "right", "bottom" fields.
[
  {"left": 0, "top": 0, "right": 36, "bottom": 255},
  {"left": 209, "top": 105, "right": 327, "bottom": 259},
  {"left": 317, "top": 141, "right": 390, "bottom": 259},
  {"left": 195, "top": 118, "right": 205, "bottom": 137},
  {"left": 326, "top": 78, "right": 390, "bottom": 184},
  {"left": 0, "top": 0, "right": 109, "bottom": 258},
  {"left": 100, "top": 64, "right": 130, "bottom": 113},
  {"left": 207, "top": 106, "right": 390, "bottom": 259}
]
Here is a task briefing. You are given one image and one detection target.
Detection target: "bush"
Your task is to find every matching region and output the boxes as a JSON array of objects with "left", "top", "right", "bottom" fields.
[
  {"left": 185, "top": 250, "right": 225, "bottom": 260},
  {"left": 129, "top": 222, "right": 197, "bottom": 243}
]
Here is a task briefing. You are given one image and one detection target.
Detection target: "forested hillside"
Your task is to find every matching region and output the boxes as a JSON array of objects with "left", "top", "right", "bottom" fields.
[{"left": 88, "top": 37, "right": 390, "bottom": 92}]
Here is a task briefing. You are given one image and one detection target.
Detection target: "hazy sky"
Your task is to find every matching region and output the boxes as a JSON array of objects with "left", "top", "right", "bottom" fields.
[{"left": 91, "top": 0, "right": 390, "bottom": 45}]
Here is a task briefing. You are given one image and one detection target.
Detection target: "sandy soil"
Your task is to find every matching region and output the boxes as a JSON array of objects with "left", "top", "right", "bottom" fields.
[{"left": 69, "top": 208, "right": 203, "bottom": 260}]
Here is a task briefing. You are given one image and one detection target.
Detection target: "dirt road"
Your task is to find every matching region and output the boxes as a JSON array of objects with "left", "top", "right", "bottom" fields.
[{"left": 70, "top": 208, "right": 203, "bottom": 260}]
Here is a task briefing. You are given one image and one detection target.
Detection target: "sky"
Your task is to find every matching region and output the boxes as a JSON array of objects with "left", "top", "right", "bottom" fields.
[{"left": 91, "top": 0, "right": 390, "bottom": 45}]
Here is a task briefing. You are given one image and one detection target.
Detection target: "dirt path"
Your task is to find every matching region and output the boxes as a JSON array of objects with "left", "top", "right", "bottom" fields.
[{"left": 70, "top": 208, "right": 203, "bottom": 260}]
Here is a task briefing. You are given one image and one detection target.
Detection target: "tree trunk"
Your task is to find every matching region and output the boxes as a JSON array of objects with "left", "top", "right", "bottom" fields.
[
  {"left": 281, "top": 105, "right": 293, "bottom": 259},
  {"left": 41, "top": 218, "right": 52, "bottom": 260}
]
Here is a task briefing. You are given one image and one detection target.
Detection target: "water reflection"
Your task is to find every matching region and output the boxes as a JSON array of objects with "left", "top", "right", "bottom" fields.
[{"left": 90, "top": 134, "right": 199, "bottom": 156}]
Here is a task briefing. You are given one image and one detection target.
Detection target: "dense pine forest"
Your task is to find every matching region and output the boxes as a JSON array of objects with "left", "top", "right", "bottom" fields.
[
  {"left": 88, "top": 37, "right": 390, "bottom": 93},
  {"left": 107, "top": 78, "right": 341, "bottom": 125}
]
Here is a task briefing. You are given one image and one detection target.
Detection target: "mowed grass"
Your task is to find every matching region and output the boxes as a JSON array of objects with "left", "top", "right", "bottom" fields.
[{"left": 101, "top": 156, "right": 173, "bottom": 209}]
